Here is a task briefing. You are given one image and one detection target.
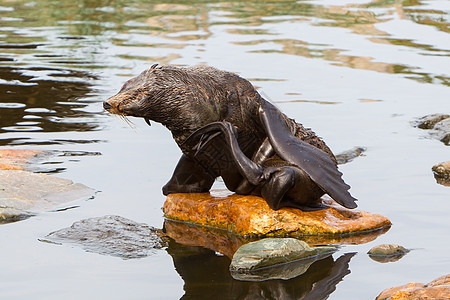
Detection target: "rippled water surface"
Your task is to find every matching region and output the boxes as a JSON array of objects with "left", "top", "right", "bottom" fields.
[{"left": 0, "top": 1, "right": 449, "bottom": 299}]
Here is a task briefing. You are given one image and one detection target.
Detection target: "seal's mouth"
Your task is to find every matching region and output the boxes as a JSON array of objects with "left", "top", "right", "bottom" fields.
[{"left": 103, "top": 98, "right": 151, "bottom": 127}]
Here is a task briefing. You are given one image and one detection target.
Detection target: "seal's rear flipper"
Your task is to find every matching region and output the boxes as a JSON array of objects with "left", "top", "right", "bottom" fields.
[{"left": 258, "top": 101, "right": 357, "bottom": 209}]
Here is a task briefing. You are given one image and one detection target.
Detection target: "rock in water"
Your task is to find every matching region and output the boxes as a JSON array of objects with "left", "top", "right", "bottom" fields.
[
  {"left": 229, "top": 238, "right": 336, "bottom": 281},
  {"left": 432, "top": 161, "right": 450, "bottom": 186},
  {"left": 335, "top": 147, "right": 366, "bottom": 165},
  {"left": 0, "top": 170, "right": 95, "bottom": 222},
  {"left": 44, "top": 215, "right": 168, "bottom": 259},
  {"left": 414, "top": 114, "right": 450, "bottom": 129},
  {"left": 163, "top": 191, "right": 391, "bottom": 236},
  {"left": 414, "top": 113, "right": 450, "bottom": 145},
  {"left": 377, "top": 274, "right": 450, "bottom": 300},
  {"left": 368, "top": 244, "right": 410, "bottom": 263}
]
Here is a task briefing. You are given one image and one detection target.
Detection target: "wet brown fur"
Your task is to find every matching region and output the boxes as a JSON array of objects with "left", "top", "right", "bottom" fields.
[{"left": 105, "top": 64, "right": 336, "bottom": 165}]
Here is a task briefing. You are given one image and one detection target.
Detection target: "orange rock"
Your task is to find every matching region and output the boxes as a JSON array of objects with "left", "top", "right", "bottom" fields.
[
  {"left": 164, "top": 220, "right": 250, "bottom": 258},
  {"left": 0, "top": 149, "right": 42, "bottom": 170},
  {"left": 163, "top": 190, "right": 391, "bottom": 237},
  {"left": 376, "top": 274, "right": 450, "bottom": 300},
  {"left": 164, "top": 218, "right": 389, "bottom": 259}
]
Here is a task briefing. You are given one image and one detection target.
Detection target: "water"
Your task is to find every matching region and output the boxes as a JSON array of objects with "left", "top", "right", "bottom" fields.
[{"left": 0, "top": 0, "right": 448, "bottom": 299}]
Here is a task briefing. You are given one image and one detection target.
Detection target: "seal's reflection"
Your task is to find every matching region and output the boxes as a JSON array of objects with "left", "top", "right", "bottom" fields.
[
  {"left": 166, "top": 239, "right": 355, "bottom": 300},
  {"left": 164, "top": 220, "right": 357, "bottom": 299}
]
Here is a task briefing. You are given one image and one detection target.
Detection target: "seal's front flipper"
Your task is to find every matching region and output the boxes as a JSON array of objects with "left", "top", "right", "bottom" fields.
[
  {"left": 162, "top": 154, "right": 215, "bottom": 195},
  {"left": 258, "top": 101, "right": 357, "bottom": 209}
]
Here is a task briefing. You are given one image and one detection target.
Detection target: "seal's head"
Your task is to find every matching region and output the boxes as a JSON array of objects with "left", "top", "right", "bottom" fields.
[
  {"left": 104, "top": 64, "right": 184, "bottom": 127},
  {"left": 104, "top": 64, "right": 263, "bottom": 145}
]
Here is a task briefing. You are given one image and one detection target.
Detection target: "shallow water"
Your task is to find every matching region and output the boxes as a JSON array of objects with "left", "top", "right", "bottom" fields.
[{"left": 0, "top": 0, "right": 448, "bottom": 299}]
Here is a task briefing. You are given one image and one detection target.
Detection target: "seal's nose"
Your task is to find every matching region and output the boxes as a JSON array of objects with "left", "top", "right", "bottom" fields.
[{"left": 103, "top": 101, "right": 113, "bottom": 110}]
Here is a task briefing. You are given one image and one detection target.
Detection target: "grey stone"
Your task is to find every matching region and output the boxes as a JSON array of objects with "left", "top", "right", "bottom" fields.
[
  {"left": 43, "top": 215, "right": 168, "bottom": 259},
  {"left": 335, "top": 146, "right": 366, "bottom": 165},
  {"left": 0, "top": 170, "right": 95, "bottom": 222},
  {"left": 368, "top": 244, "right": 410, "bottom": 263},
  {"left": 230, "top": 238, "right": 337, "bottom": 281}
]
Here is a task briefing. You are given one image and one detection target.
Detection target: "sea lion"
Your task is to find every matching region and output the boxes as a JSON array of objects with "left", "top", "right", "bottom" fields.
[{"left": 103, "top": 64, "right": 357, "bottom": 210}]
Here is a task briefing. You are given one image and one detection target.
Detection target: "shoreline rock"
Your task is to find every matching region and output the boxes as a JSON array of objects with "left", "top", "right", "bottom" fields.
[
  {"left": 0, "top": 149, "right": 43, "bottom": 170},
  {"left": 163, "top": 190, "right": 391, "bottom": 237},
  {"left": 0, "top": 170, "right": 95, "bottom": 223}
]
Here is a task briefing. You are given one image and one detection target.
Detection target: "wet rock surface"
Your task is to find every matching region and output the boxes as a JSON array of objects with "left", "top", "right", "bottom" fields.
[
  {"left": 368, "top": 244, "right": 410, "bottom": 263},
  {"left": 0, "top": 170, "right": 95, "bottom": 222},
  {"left": 377, "top": 274, "right": 450, "bottom": 300},
  {"left": 44, "top": 215, "right": 168, "bottom": 259},
  {"left": 414, "top": 113, "right": 450, "bottom": 145},
  {"left": 163, "top": 190, "right": 391, "bottom": 237},
  {"left": 335, "top": 146, "right": 366, "bottom": 165},
  {"left": 229, "top": 238, "right": 336, "bottom": 281}
]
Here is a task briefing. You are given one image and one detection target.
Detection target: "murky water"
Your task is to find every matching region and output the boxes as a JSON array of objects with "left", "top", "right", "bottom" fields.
[{"left": 0, "top": 0, "right": 448, "bottom": 299}]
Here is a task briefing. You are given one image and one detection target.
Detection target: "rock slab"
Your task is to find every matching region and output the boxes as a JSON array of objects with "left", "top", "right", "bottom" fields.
[
  {"left": 44, "top": 215, "right": 167, "bottom": 259},
  {"left": 377, "top": 274, "right": 450, "bottom": 300},
  {"left": 163, "top": 190, "right": 391, "bottom": 236},
  {"left": 0, "top": 170, "right": 94, "bottom": 222}
]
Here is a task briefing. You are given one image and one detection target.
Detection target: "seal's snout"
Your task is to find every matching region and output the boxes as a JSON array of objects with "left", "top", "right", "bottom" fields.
[{"left": 103, "top": 101, "right": 113, "bottom": 111}]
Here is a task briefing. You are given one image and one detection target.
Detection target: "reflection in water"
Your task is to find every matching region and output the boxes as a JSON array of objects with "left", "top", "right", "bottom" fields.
[
  {"left": 162, "top": 220, "right": 383, "bottom": 298},
  {"left": 0, "top": 0, "right": 448, "bottom": 147},
  {"left": 0, "top": 1, "right": 448, "bottom": 298},
  {"left": 0, "top": 66, "right": 99, "bottom": 143},
  {"left": 166, "top": 239, "right": 356, "bottom": 300}
]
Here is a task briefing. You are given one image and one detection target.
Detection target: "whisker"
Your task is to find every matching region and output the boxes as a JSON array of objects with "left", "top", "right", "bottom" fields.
[{"left": 114, "top": 114, "right": 137, "bottom": 130}]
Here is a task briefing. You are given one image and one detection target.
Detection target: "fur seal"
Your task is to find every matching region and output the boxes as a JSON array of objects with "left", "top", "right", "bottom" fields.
[{"left": 103, "top": 64, "right": 357, "bottom": 210}]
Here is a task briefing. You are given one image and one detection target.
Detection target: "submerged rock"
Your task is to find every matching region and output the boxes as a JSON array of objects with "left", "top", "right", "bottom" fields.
[
  {"left": 368, "top": 244, "right": 410, "bottom": 263},
  {"left": 163, "top": 190, "right": 391, "bottom": 237},
  {"left": 414, "top": 113, "right": 450, "bottom": 145},
  {"left": 335, "top": 146, "right": 366, "bottom": 165},
  {"left": 44, "top": 215, "right": 168, "bottom": 259},
  {"left": 0, "top": 170, "right": 95, "bottom": 222},
  {"left": 230, "top": 238, "right": 336, "bottom": 281},
  {"left": 377, "top": 274, "right": 450, "bottom": 300},
  {"left": 432, "top": 161, "right": 450, "bottom": 187}
]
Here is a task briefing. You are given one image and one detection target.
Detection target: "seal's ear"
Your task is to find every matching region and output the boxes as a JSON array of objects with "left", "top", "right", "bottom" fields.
[{"left": 258, "top": 101, "right": 357, "bottom": 209}]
